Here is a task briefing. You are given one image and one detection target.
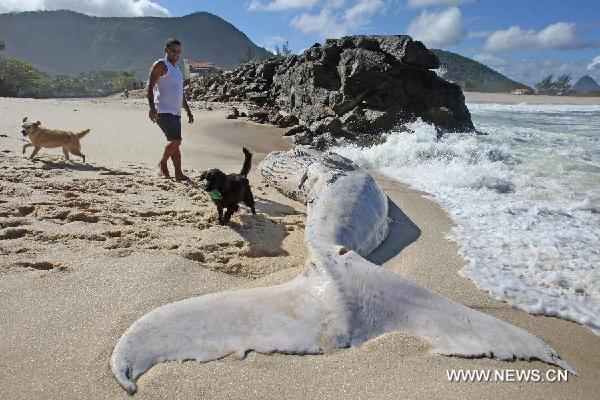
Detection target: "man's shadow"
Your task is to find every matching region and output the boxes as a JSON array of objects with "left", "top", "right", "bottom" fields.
[{"left": 367, "top": 196, "right": 421, "bottom": 265}]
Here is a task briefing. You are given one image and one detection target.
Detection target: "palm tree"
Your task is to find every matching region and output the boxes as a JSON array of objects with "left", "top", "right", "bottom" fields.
[
  {"left": 535, "top": 74, "right": 555, "bottom": 95},
  {"left": 554, "top": 74, "right": 572, "bottom": 95},
  {"left": 274, "top": 40, "right": 292, "bottom": 57}
]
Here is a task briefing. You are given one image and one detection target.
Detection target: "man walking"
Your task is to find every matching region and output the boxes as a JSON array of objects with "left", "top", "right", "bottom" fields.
[{"left": 147, "top": 38, "right": 193, "bottom": 180}]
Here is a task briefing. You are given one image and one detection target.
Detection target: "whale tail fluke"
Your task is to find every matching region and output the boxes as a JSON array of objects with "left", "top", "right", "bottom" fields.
[
  {"left": 111, "top": 358, "right": 137, "bottom": 395},
  {"left": 110, "top": 274, "right": 349, "bottom": 394},
  {"left": 329, "top": 250, "right": 576, "bottom": 374}
]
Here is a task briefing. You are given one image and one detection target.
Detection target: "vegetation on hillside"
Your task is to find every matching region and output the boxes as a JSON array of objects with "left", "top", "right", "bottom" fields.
[
  {"left": 0, "top": 10, "right": 272, "bottom": 78},
  {"left": 0, "top": 56, "right": 137, "bottom": 98},
  {"left": 431, "top": 49, "right": 530, "bottom": 93}
]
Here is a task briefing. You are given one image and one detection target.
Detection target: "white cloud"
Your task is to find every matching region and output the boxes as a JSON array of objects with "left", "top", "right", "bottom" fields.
[
  {"left": 262, "top": 35, "right": 288, "bottom": 52},
  {"left": 0, "top": 0, "right": 170, "bottom": 17},
  {"left": 473, "top": 53, "right": 506, "bottom": 67},
  {"left": 291, "top": 0, "right": 387, "bottom": 39},
  {"left": 490, "top": 58, "right": 599, "bottom": 87},
  {"left": 344, "top": 0, "right": 387, "bottom": 29},
  {"left": 291, "top": 9, "right": 346, "bottom": 38},
  {"left": 407, "top": 0, "right": 473, "bottom": 8},
  {"left": 247, "top": 0, "right": 322, "bottom": 11},
  {"left": 587, "top": 55, "right": 600, "bottom": 71},
  {"left": 467, "top": 30, "right": 493, "bottom": 39},
  {"left": 264, "top": 36, "right": 287, "bottom": 46},
  {"left": 407, "top": 7, "right": 467, "bottom": 47},
  {"left": 483, "top": 22, "right": 583, "bottom": 52}
]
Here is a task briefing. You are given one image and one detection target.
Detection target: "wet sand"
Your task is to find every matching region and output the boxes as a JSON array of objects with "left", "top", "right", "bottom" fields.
[
  {"left": 0, "top": 97, "right": 598, "bottom": 399},
  {"left": 465, "top": 92, "right": 600, "bottom": 105}
]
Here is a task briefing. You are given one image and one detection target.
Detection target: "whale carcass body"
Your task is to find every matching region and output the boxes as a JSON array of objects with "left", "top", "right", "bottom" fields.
[{"left": 111, "top": 148, "right": 574, "bottom": 394}]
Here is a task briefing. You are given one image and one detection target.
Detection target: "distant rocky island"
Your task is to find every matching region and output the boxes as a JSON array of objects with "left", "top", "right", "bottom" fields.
[
  {"left": 571, "top": 75, "right": 600, "bottom": 94},
  {"left": 187, "top": 35, "right": 474, "bottom": 148}
]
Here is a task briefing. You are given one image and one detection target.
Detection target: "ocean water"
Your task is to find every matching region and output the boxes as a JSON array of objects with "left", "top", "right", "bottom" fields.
[{"left": 333, "top": 103, "right": 600, "bottom": 335}]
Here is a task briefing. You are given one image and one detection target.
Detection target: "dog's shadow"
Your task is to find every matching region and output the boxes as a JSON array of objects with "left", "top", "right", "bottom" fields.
[
  {"left": 232, "top": 212, "right": 290, "bottom": 257},
  {"left": 35, "top": 159, "right": 127, "bottom": 174},
  {"left": 366, "top": 196, "right": 421, "bottom": 265}
]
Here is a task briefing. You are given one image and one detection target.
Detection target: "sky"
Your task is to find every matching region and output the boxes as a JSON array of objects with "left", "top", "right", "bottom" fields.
[{"left": 1, "top": 0, "right": 599, "bottom": 86}]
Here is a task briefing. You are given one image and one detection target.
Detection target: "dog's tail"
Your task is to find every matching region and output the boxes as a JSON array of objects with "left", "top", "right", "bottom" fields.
[
  {"left": 76, "top": 129, "right": 91, "bottom": 139},
  {"left": 240, "top": 148, "right": 252, "bottom": 176}
]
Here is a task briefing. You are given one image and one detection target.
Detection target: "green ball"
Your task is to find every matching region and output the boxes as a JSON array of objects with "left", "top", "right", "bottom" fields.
[{"left": 207, "top": 190, "right": 222, "bottom": 200}]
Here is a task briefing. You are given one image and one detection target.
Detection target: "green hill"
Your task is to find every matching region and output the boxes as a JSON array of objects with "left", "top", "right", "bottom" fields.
[
  {"left": 431, "top": 49, "right": 530, "bottom": 93},
  {"left": 0, "top": 10, "right": 271, "bottom": 78}
]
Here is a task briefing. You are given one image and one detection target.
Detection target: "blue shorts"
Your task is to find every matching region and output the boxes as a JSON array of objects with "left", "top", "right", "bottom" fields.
[{"left": 157, "top": 113, "right": 182, "bottom": 141}]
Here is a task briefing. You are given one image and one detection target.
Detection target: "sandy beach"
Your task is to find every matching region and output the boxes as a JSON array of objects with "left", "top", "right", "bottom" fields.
[
  {"left": 0, "top": 97, "right": 598, "bottom": 399},
  {"left": 465, "top": 91, "right": 600, "bottom": 105}
]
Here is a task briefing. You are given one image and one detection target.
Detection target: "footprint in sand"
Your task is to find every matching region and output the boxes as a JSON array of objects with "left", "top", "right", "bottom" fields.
[
  {"left": 15, "top": 261, "right": 66, "bottom": 271},
  {"left": 17, "top": 205, "right": 35, "bottom": 216},
  {"left": 36, "top": 206, "right": 70, "bottom": 221},
  {"left": 0, "top": 227, "right": 30, "bottom": 240},
  {"left": 0, "top": 218, "right": 30, "bottom": 228},
  {"left": 66, "top": 212, "right": 100, "bottom": 223},
  {"left": 181, "top": 250, "right": 206, "bottom": 263}
]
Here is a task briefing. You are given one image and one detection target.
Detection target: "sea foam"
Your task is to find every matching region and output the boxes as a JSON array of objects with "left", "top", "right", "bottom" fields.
[{"left": 333, "top": 105, "right": 600, "bottom": 335}]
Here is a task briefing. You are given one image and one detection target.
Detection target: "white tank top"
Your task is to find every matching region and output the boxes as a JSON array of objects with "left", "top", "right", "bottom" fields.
[{"left": 154, "top": 57, "right": 183, "bottom": 116}]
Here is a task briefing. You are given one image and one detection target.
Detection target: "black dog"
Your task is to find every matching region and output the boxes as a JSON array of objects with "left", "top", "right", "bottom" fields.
[{"left": 199, "top": 148, "right": 256, "bottom": 225}]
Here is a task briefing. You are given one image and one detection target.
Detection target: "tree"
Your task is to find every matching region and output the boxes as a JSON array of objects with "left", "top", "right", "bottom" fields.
[
  {"left": 459, "top": 77, "right": 475, "bottom": 91},
  {"left": 0, "top": 40, "right": 5, "bottom": 51},
  {"left": 0, "top": 58, "right": 139, "bottom": 98},
  {"left": 109, "top": 71, "right": 136, "bottom": 93},
  {"left": 554, "top": 74, "right": 572, "bottom": 95},
  {"left": 537, "top": 74, "right": 553, "bottom": 93},
  {"left": 0, "top": 58, "right": 51, "bottom": 97},
  {"left": 274, "top": 40, "right": 292, "bottom": 57},
  {"left": 535, "top": 74, "right": 572, "bottom": 95}
]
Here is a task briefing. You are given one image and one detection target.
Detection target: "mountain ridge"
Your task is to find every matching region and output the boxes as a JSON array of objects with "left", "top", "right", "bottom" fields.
[
  {"left": 1, "top": 10, "right": 529, "bottom": 93},
  {"left": 431, "top": 49, "right": 530, "bottom": 93},
  {"left": 0, "top": 10, "right": 271, "bottom": 78}
]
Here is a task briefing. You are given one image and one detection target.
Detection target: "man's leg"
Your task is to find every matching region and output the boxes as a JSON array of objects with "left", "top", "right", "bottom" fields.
[
  {"left": 159, "top": 140, "right": 178, "bottom": 178},
  {"left": 170, "top": 140, "right": 187, "bottom": 181}
]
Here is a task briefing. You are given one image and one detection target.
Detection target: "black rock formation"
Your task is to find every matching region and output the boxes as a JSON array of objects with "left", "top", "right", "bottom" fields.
[{"left": 186, "top": 35, "right": 474, "bottom": 148}]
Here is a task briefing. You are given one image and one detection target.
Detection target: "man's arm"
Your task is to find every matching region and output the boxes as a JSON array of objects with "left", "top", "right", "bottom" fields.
[
  {"left": 182, "top": 95, "right": 194, "bottom": 124},
  {"left": 147, "top": 61, "right": 166, "bottom": 123}
]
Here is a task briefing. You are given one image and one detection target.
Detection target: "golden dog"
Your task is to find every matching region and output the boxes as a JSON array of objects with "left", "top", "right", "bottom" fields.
[{"left": 21, "top": 117, "right": 90, "bottom": 162}]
